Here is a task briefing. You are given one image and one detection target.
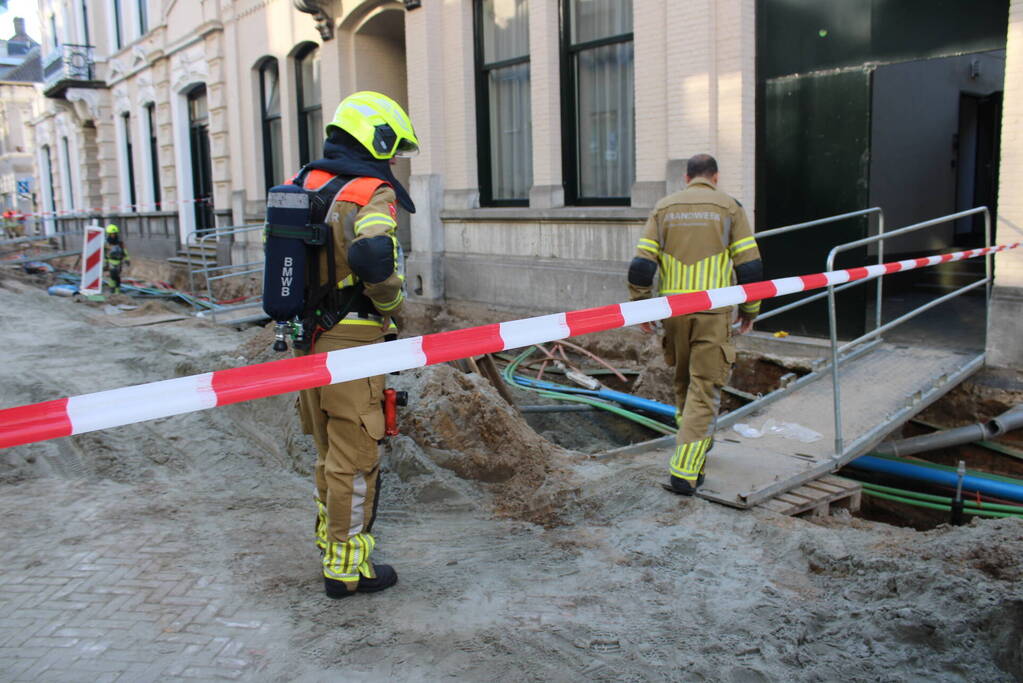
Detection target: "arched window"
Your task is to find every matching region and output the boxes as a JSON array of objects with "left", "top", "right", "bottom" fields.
[
  {"left": 258, "top": 58, "right": 283, "bottom": 190},
  {"left": 295, "top": 44, "right": 322, "bottom": 166},
  {"left": 121, "top": 112, "right": 137, "bottom": 211},
  {"left": 187, "top": 85, "right": 214, "bottom": 232},
  {"left": 137, "top": 0, "right": 148, "bottom": 35},
  {"left": 60, "top": 136, "right": 75, "bottom": 211},
  {"left": 111, "top": 0, "right": 123, "bottom": 50},
  {"left": 41, "top": 144, "right": 56, "bottom": 218},
  {"left": 145, "top": 103, "right": 161, "bottom": 209}
]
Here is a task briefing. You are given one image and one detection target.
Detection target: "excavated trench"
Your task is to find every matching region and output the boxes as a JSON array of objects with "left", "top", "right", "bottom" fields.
[
  {"left": 417, "top": 306, "right": 1023, "bottom": 533},
  {"left": 846, "top": 373, "right": 1023, "bottom": 531},
  {"left": 512, "top": 353, "right": 805, "bottom": 453}
]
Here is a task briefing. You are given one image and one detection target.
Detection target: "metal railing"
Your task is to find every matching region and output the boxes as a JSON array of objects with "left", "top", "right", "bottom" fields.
[
  {"left": 0, "top": 230, "right": 79, "bottom": 248},
  {"left": 600, "top": 207, "right": 888, "bottom": 460},
  {"left": 45, "top": 213, "right": 180, "bottom": 259},
  {"left": 604, "top": 205, "right": 991, "bottom": 464},
  {"left": 185, "top": 224, "right": 265, "bottom": 324},
  {"left": 751, "top": 207, "right": 885, "bottom": 328},
  {"left": 104, "top": 212, "right": 179, "bottom": 241},
  {"left": 43, "top": 43, "right": 97, "bottom": 90},
  {"left": 826, "top": 206, "right": 992, "bottom": 455}
]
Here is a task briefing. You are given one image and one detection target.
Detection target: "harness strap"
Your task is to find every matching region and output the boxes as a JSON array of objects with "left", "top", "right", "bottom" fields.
[{"left": 291, "top": 167, "right": 382, "bottom": 334}]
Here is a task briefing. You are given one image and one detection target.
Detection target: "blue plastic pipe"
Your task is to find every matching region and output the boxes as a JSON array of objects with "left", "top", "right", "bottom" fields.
[
  {"left": 512, "top": 375, "right": 678, "bottom": 418},
  {"left": 851, "top": 455, "right": 1023, "bottom": 504}
]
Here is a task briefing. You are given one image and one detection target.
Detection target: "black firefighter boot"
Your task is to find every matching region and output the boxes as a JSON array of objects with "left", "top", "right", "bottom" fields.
[
  {"left": 324, "top": 564, "right": 399, "bottom": 599},
  {"left": 666, "top": 473, "right": 705, "bottom": 496}
]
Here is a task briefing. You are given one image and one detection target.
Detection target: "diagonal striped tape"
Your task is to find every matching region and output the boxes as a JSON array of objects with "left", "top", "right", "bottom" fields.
[{"left": 0, "top": 243, "right": 1018, "bottom": 449}]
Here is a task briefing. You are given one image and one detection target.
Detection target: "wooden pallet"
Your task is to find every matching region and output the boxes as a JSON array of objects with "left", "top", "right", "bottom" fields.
[{"left": 756, "top": 475, "right": 862, "bottom": 517}]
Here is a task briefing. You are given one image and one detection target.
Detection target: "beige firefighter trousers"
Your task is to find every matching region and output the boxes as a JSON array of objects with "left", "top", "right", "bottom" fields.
[
  {"left": 297, "top": 326, "right": 387, "bottom": 545},
  {"left": 663, "top": 309, "right": 736, "bottom": 481}
]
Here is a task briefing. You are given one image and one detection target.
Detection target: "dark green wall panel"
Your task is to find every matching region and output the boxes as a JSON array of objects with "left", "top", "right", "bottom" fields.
[
  {"left": 761, "top": 0, "right": 1008, "bottom": 79},
  {"left": 758, "top": 69, "right": 872, "bottom": 338}
]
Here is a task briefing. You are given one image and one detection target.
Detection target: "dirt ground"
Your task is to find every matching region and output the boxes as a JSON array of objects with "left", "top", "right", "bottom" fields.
[{"left": 1, "top": 270, "right": 1022, "bottom": 682}]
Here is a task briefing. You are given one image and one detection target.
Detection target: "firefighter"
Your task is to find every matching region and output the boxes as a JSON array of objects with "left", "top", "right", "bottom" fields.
[
  {"left": 292, "top": 91, "right": 417, "bottom": 599},
  {"left": 627, "top": 154, "right": 764, "bottom": 495},
  {"left": 104, "top": 224, "right": 130, "bottom": 293}
]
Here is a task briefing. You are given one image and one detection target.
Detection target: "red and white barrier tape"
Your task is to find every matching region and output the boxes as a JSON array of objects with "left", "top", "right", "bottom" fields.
[{"left": 1, "top": 243, "right": 1018, "bottom": 450}]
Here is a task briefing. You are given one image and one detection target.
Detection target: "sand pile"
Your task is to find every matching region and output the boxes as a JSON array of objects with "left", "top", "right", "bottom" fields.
[{"left": 394, "top": 364, "right": 578, "bottom": 527}]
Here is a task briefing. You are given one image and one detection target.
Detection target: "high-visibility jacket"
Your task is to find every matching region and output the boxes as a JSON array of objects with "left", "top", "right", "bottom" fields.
[
  {"left": 291, "top": 170, "right": 405, "bottom": 335},
  {"left": 106, "top": 243, "right": 129, "bottom": 266},
  {"left": 629, "top": 177, "right": 761, "bottom": 316}
]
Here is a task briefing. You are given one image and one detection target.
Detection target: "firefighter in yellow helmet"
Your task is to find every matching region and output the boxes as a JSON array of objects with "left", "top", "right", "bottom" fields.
[
  {"left": 104, "top": 224, "right": 131, "bottom": 294},
  {"left": 292, "top": 91, "right": 417, "bottom": 599}
]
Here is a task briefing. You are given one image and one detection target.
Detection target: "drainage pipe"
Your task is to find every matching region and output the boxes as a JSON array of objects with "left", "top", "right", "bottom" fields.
[
  {"left": 849, "top": 454, "right": 1023, "bottom": 504},
  {"left": 991, "top": 405, "right": 1023, "bottom": 436},
  {"left": 875, "top": 403, "right": 1023, "bottom": 457}
]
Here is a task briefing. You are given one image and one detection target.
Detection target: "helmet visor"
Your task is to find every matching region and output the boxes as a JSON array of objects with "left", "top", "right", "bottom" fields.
[{"left": 394, "top": 138, "right": 419, "bottom": 158}]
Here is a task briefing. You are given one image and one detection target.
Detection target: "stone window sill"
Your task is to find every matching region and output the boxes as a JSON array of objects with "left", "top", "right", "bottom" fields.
[{"left": 440, "top": 207, "right": 648, "bottom": 222}]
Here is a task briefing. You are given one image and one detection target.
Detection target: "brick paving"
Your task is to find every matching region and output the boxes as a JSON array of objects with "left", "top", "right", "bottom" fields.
[{"left": 0, "top": 480, "right": 290, "bottom": 682}]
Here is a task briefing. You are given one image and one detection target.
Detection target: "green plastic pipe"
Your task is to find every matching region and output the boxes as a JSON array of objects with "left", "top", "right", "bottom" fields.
[
  {"left": 859, "top": 481, "right": 1023, "bottom": 514},
  {"left": 533, "top": 390, "right": 675, "bottom": 435},
  {"left": 503, "top": 347, "right": 676, "bottom": 436},
  {"left": 862, "top": 488, "right": 1023, "bottom": 519}
]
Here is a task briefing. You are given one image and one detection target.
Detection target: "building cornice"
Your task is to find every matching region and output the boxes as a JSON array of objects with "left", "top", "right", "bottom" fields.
[{"left": 104, "top": 21, "right": 224, "bottom": 88}]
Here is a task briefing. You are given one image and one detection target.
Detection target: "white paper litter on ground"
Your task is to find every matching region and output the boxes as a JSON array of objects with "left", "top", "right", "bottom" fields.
[{"left": 733, "top": 418, "right": 823, "bottom": 443}]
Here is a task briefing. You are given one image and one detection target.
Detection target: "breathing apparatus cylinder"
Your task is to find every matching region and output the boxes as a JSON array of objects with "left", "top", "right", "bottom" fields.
[{"left": 262, "top": 184, "right": 315, "bottom": 351}]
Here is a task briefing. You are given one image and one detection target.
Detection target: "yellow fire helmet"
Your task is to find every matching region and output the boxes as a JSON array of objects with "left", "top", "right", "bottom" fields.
[
  {"left": 105, "top": 224, "right": 119, "bottom": 235},
  {"left": 326, "top": 91, "right": 419, "bottom": 160}
]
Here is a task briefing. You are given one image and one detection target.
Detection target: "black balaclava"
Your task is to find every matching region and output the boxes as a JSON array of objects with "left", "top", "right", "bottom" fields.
[{"left": 303, "top": 128, "right": 415, "bottom": 213}]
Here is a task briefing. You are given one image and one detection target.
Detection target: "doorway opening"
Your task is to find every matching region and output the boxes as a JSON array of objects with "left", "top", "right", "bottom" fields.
[
  {"left": 955, "top": 91, "right": 1002, "bottom": 248},
  {"left": 187, "top": 85, "right": 214, "bottom": 234}
]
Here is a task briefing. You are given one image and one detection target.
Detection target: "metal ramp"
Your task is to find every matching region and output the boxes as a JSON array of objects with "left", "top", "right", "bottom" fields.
[
  {"left": 698, "top": 344, "right": 983, "bottom": 508},
  {"left": 601, "top": 206, "right": 995, "bottom": 513},
  {"left": 698, "top": 206, "right": 994, "bottom": 509}
]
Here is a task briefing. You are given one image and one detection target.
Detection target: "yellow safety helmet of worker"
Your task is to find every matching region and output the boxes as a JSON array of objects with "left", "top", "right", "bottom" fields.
[
  {"left": 105, "top": 224, "right": 119, "bottom": 235},
  {"left": 326, "top": 91, "right": 419, "bottom": 160}
]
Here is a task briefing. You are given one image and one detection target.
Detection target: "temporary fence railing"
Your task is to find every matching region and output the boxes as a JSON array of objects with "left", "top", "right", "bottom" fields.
[
  {"left": 0, "top": 230, "right": 81, "bottom": 248},
  {"left": 826, "top": 206, "right": 992, "bottom": 457},
  {"left": 750, "top": 207, "right": 885, "bottom": 329},
  {"left": 184, "top": 224, "right": 264, "bottom": 323},
  {"left": 603, "top": 208, "right": 886, "bottom": 457},
  {"left": 712, "top": 208, "right": 887, "bottom": 428}
]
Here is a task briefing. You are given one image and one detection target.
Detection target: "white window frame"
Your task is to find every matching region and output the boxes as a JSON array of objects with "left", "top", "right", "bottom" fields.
[
  {"left": 115, "top": 109, "right": 135, "bottom": 211},
  {"left": 140, "top": 102, "right": 158, "bottom": 211},
  {"left": 57, "top": 134, "right": 79, "bottom": 212}
]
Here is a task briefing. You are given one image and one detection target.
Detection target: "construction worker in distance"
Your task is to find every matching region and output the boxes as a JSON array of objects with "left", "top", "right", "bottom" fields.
[
  {"left": 627, "top": 154, "right": 763, "bottom": 496},
  {"left": 292, "top": 91, "right": 416, "bottom": 599},
  {"left": 104, "top": 224, "right": 130, "bottom": 294},
  {"left": 1, "top": 209, "right": 21, "bottom": 238}
]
